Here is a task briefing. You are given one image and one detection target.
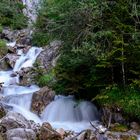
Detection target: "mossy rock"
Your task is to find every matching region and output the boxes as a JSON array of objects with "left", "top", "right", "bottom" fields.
[
  {"left": 0, "top": 40, "right": 7, "bottom": 58},
  {"left": 110, "top": 123, "right": 129, "bottom": 132},
  {"left": 120, "top": 135, "right": 137, "bottom": 140}
]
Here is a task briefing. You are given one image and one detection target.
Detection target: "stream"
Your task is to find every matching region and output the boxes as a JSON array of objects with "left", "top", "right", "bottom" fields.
[{"left": 0, "top": 44, "right": 99, "bottom": 132}]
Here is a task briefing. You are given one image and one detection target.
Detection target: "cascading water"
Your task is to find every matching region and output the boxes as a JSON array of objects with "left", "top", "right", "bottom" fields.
[{"left": 0, "top": 43, "right": 99, "bottom": 132}]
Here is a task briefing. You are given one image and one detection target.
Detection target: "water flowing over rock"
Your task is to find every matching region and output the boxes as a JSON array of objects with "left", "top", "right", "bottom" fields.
[
  {"left": 36, "top": 40, "right": 62, "bottom": 70},
  {"left": 31, "top": 86, "right": 55, "bottom": 115}
]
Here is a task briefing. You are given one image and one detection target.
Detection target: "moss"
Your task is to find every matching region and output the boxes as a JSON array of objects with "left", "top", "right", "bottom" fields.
[
  {"left": 120, "top": 135, "right": 137, "bottom": 140},
  {"left": 110, "top": 123, "right": 128, "bottom": 132},
  {"left": 0, "top": 39, "right": 7, "bottom": 57}
]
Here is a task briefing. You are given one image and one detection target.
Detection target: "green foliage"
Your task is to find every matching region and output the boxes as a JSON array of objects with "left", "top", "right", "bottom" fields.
[
  {"left": 34, "top": 0, "right": 140, "bottom": 99},
  {"left": 0, "top": 0, "right": 28, "bottom": 29},
  {"left": 32, "top": 62, "right": 54, "bottom": 87},
  {"left": 95, "top": 86, "right": 140, "bottom": 119},
  {"left": 0, "top": 39, "right": 7, "bottom": 57},
  {"left": 37, "top": 72, "right": 54, "bottom": 87},
  {"left": 0, "top": 24, "right": 3, "bottom": 33}
]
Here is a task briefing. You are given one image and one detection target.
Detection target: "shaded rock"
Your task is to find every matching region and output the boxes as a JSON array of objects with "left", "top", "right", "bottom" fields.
[
  {"left": 0, "top": 104, "right": 6, "bottom": 119},
  {"left": 2, "top": 28, "right": 32, "bottom": 43},
  {"left": 31, "top": 86, "right": 55, "bottom": 115},
  {"left": 101, "top": 106, "right": 126, "bottom": 126},
  {"left": 39, "top": 122, "right": 62, "bottom": 140},
  {"left": 5, "top": 54, "right": 19, "bottom": 68},
  {"left": 36, "top": 40, "right": 62, "bottom": 70},
  {"left": 5, "top": 128, "right": 36, "bottom": 140},
  {"left": 72, "top": 130, "right": 97, "bottom": 140},
  {"left": 0, "top": 60, "right": 9, "bottom": 71},
  {"left": 130, "top": 122, "right": 140, "bottom": 134},
  {"left": 0, "top": 112, "right": 31, "bottom": 130}
]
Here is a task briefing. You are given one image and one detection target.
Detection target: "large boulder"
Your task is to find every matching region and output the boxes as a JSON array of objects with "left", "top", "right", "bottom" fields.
[
  {"left": 38, "top": 122, "right": 62, "bottom": 140},
  {"left": 5, "top": 128, "right": 36, "bottom": 140},
  {"left": 0, "top": 112, "right": 31, "bottom": 130},
  {"left": 31, "top": 86, "right": 55, "bottom": 115},
  {"left": 36, "top": 40, "right": 62, "bottom": 70}
]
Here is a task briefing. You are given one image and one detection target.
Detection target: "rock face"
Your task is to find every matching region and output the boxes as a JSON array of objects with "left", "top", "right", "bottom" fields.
[
  {"left": 36, "top": 40, "right": 62, "bottom": 70},
  {"left": 101, "top": 106, "right": 126, "bottom": 126},
  {"left": 38, "top": 122, "right": 62, "bottom": 140},
  {"left": 0, "top": 112, "right": 31, "bottom": 130},
  {"left": 31, "top": 86, "right": 55, "bottom": 115},
  {"left": 5, "top": 54, "right": 19, "bottom": 68},
  {"left": 5, "top": 128, "right": 36, "bottom": 140},
  {"left": 0, "top": 104, "right": 6, "bottom": 119},
  {"left": 2, "top": 28, "right": 32, "bottom": 44}
]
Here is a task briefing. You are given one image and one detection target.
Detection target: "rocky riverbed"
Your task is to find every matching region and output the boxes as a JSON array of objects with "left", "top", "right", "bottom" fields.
[{"left": 0, "top": 28, "right": 140, "bottom": 140}]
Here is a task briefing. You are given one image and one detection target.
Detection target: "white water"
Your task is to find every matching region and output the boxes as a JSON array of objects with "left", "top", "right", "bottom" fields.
[
  {"left": 14, "top": 47, "right": 42, "bottom": 72},
  {"left": 0, "top": 45, "right": 99, "bottom": 132}
]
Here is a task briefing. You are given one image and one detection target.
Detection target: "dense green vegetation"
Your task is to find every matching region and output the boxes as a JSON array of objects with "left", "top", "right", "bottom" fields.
[
  {"left": 33, "top": 0, "right": 140, "bottom": 119},
  {"left": 0, "top": 0, "right": 28, "bottom": 29}
]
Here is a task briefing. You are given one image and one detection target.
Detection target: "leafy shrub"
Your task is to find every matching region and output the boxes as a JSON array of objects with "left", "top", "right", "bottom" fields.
[
  {"left": 0, "top": 0, "right": 28, "bottom": 29},
  {"left": 95, "top": 86, "right": 140, "bottom": 119}
]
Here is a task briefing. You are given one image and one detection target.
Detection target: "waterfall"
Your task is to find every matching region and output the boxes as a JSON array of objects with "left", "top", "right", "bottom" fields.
[
  {"left": 13, "top": 47, "right": 42, "bottom": 72},
  {"left": 0, "top": 45, "right": 99, "bottom": 132},
  {"left": 22, "top": 0, "right": 40, "bottom": 22}
]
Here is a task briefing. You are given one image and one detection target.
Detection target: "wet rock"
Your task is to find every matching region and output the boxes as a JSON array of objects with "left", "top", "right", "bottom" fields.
[
  {"left": 73, "top": 130, "right": 97, "bottom": 140},
  {"left": 130, "top": 122, "right": 140, "bottom": 134},
  {"left": 18, "top": 67, "right": 33, "bottom": 86},
  {"left": 31, "top": 86, "right": 55, "bottom": 115},
  {"left": 56, "top": 128, "right": 65, "bottom": 139},
  {"left": 5, "top": 128, "right": 36, "bottom": 140},
  {"left": 39, "top": 122, "right": 62, "bottom": 140},
  {"left": 36, "top": 40, "right": 62, "bottom": 70},
  {"left": 5, "top": 54, "right": 19, "bottom": 68},
  {"left": 0, "top": 112, "right": 31, "bottom": 130}
]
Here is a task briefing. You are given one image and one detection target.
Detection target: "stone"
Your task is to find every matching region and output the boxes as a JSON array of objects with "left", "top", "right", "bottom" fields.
[
  {"left": 5, "top": 128, "right": 36, "bottom": 140},
  {"left": 39, "top": 122, "right": 62, "bottom": 140},
  {"left": 101, "top": 106, "right": 126, "bottom": 126},
  {"left": 31, "top": 86, "right": 55, "bottom": 115},
  {"left": 36, "top": 40, "right": 62, "bottom": 70},
  {"left": 130, "top": 122, "right": 140, "bottom": 134},
  {"left": 0, "top": 112, "right": 31, "bottom": 130},
  {"left": 56, "top": 128, "right": 65, "bottom": 139},
  {"left": 0, "top": 103, "right": 6, "bottom": 119},
  {"left": 5, "top": 54, "right": 19, "bottom": 68},
  {"left": 75, "top": 130, "right": 97, "bottom": 140}
]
